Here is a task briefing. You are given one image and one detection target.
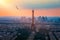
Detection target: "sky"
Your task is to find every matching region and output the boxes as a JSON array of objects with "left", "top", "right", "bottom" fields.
[{"left": 0, "top": 0, "right": 60, "bottom": 17}]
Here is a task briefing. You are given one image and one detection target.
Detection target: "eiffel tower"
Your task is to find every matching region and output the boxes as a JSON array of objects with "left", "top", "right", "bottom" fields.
[{"left": 31, "top": 10, "right": 36, "bottom": 32}]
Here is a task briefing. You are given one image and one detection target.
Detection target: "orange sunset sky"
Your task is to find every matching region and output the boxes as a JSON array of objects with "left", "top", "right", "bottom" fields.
[{"left": 0, "top": 0, "right": 60, "bottom": 17}]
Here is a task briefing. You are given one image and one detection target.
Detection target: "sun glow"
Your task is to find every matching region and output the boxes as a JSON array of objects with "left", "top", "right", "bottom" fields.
[
  {"left": 0, "top": 0, "right": 6, "bottom": 6},
  {"left": 0, "top": 0, "right": 14, "bottom": 8}
]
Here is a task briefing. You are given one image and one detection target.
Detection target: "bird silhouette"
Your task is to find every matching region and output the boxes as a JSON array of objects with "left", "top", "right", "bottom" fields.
[{"left": 16, "top": 6, "right": 19, "bottom": 10}]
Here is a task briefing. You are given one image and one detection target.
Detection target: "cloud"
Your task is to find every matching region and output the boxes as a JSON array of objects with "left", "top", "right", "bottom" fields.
[
  {"left": 21, "top": 3, "right": 60, "bottom": 9},
  {"left": 18, "top": 0, "right": 60, "bottom": 4},
  {"left": 15, "top": 0, "right": 60, "bottom": 9}
]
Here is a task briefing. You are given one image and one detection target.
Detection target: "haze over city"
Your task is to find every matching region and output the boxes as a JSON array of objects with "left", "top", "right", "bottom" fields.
[{"left": 0, "top": 0, "right": 60, "bottom": 40}]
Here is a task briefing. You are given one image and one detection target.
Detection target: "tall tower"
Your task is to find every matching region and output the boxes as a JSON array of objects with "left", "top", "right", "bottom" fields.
[{"left": 31, "top": 10, "right": 35, "bottom": 31}]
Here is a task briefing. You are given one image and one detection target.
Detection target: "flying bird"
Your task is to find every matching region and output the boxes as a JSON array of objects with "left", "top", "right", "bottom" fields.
[{"left": 16, "top": 6, "right": 19, "bottom": 10}]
